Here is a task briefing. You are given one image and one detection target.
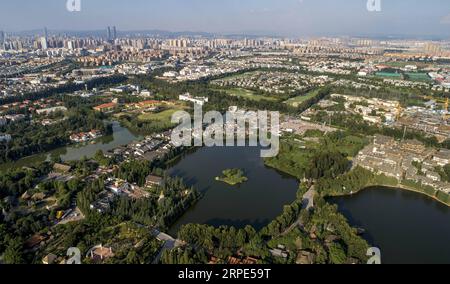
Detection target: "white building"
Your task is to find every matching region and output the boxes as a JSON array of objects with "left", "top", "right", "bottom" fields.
[
  {"left": 36, "top": 106, "right": 68, "bottom": 115},
  {"left": 433, "top": 150, "right": 450, "bottom": 167},
  {"left": 179, "top": 93, "right": 209, "bottom": 106},
  {"left": 163, "top": 71, "right": 178, "bottom": 78}
]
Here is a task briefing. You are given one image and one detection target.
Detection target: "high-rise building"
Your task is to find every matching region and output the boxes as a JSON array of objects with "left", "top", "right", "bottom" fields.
[
  {"left": 112, "top": 26, "right": 117, "bottom": 40},
  {"left": 68, "top": 41, "right": 74, "bottom": 50},
  {"left": 107, "top": 26, "right": 112, "bottom": 41},
  {"left": 0, "top": 31, "right": 4, "bottom": 45},
  {"left": 40, "top": 27, "right": 49, "bottom": 50},
  {"left": 41, "top": 37, "right": 48, "bottom": 50}
]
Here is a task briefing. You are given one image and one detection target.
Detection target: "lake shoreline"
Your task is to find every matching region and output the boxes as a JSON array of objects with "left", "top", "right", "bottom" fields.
[
  {"left": 263, "top": 159, "right": 450, "bottom": 208},
  {"left": 167, "top": 146, "right": 299, "bottom": 234},
  {"left": 328, "top": 182, "right": 450, "bottom": 208},
  {"left": 328, "top": 184, "right": 450, "bottom": 263},
  {"left": 0, "top": 120, "right": 141, "bottom": 171}
]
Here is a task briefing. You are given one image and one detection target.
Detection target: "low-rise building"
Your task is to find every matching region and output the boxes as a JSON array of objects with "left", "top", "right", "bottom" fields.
[
  {"left": 433, "top": 149, "right": 450, "bottom": 167},
  {"left": 93, "top": 102, "right": 117, "bottom": 112},
  {"left": 42, "top": 253, "right": 58, "bottom": 265},
  {"left": 179, "top": 93, "right": 208, "bottom": 106},
  {"left": 356, "top": 135, "right": 450, "bottom": 192},
  {"left": 36, "top": 106, "right": 67, "bottom": 115},
  {"left": 53, "top": 163, "right": 72, "bottom": 174},
  {"left": 146, "top": 175, "right": 164, "bottom": 187}
]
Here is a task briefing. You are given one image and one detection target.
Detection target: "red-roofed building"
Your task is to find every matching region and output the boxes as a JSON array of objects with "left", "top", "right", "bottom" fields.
[{"left": 93, "top": 102, "right": 117, "bottom": 112}]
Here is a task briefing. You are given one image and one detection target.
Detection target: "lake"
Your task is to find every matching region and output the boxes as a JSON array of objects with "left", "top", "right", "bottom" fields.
[
  {"left": 168, "top": 146, "right": 299, "bottom": 235},
  {"left": 329, "top": 187, "right": 450, "bottom": 264},
  {"left": 167, "top": 145, "right": 450, "bottom": 264},
  {"left": 0, "top": 121, "right": 141, "bottom": 170}
]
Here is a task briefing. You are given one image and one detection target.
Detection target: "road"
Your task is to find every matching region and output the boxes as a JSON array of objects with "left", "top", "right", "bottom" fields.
[
  {"left": 302, "top": 187, "right": 316, "bottom": 211},
  {"left": 281, "top": 186, "right": 316, "bottom": 236},
  {"left": 151, "top": 229, "right": 184, "bottom": 264}
]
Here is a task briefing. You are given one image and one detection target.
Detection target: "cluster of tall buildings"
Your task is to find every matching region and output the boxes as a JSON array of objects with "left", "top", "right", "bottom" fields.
[
  {"left": 166, "top": 39, "right": 191, "bottom": 48},
  {"left": 0, "top": 30, "right": 5, "bottom": 47},
  {"left": 106, "top": 26, "right": 117, "bottom": 42}
]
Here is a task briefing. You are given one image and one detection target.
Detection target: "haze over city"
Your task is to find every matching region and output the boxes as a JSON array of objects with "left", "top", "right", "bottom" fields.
[{"left": 1, "top": 0, "right": 450, "bottom": 37}]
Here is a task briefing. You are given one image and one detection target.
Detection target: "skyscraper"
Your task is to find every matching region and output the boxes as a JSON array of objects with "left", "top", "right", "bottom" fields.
[
  {"left": 107, "top": 26, "right": 112, "bottom": 41},
  {"left": 41, "top": 37, "right": 48, "bottom": 50},
  {"left": 41, "top": 27, "right": 48, "bottom": 50},
  {"left": 112, "top": 26, "right": 117, "bottom": 40},
  {"left": 0, "top": 31, "right": 4, "bottom": 50}
]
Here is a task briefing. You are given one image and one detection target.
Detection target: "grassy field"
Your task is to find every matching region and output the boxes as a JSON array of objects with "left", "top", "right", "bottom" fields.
[
  {"left": 375, "top": 72, "right": 402, "bottom": 78},
  {"left": 329, "top": 135, "right": 369, "bottom": 157},
  {"left": 264, "top": 137, "right": 317, "bottom": 179},
  {"left": 220, "top": 88, "right": 278, "bottom": 102},
  {"left": 216, "top": 71, "right": 259, "bottom": 81},
  {"left": 264, "top": 132, "right": 368, "bottom": 179},
  {"left": 283, "top": 90, "right": 320, "bottom": 107},
  {"left": 375, "top": 71, "right": 431, "bottom": 82},
  {"left": 384, "top": 62, "right": 431, "bottom": 69},
  {"left": 138, "top": 108, "right": 182, "bottom": 123},
  {"left": 404, "top": 72, "right": 431, "bottom": 82}
]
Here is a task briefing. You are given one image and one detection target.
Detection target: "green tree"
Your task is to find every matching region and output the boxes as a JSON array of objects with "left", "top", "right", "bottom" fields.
[
  {"left": 328, "top": 243, "right": 346, "bottom": 264},
  {"left": 3, "top": 239, "right": 25, "bottom": 264}
]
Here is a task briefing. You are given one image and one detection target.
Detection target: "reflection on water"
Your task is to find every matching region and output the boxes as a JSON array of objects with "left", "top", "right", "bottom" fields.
[
  {"left": 329, "top": 187, "right": 450, "bottom": 264},
  {"left": 168, "top": 146, "right": 299, "bottom": 235},
  {"left": 0, "top": 121, "right": 141, "bottom": 170}
]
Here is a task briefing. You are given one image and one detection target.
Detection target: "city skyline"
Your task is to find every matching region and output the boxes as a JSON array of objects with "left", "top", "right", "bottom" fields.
[{"left": 1, "top": 0, "right": 450, "bottom": 37}]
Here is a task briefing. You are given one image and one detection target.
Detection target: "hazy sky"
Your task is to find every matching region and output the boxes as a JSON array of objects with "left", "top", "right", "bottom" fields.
[{"left": 1, "top": 0, "right": 450, "bottom": 37}]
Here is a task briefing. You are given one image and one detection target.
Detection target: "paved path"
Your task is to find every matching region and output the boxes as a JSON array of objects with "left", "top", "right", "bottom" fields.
[
  {"left": 302, "top": 187, "right": 316, "bottom": 211},
  {"left": 281, "top": 186, "right": 316, "bottom": 236},
  {"left": 151, "top": 229, "right": 184, "bottom": 264}
]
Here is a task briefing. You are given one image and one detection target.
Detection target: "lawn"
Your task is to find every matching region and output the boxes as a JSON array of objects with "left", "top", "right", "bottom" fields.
[
  {"left": 384, "top": 62, "right": 431, "bottom": 69},
  {"left": 220, "top": 88, "right": 278, "bottom": 102},
  {"left": 137, "top": 108, "right": 185, "bottom": 123},
  {"left": 375, "top": 72, "right": 402, "bottom": 78},
  {"left": 264, "top": 138, "right": 317, "bottom": 179},
  {"left": 264, "top": 132, "right": 368, "bottom": 179},
  {"left": 404, "top": 72, "right": 431, "bottom": 82},
  {"left": 331, "top": 135, "right": 369, "bottom": 157},
  {"left": 283, "top": 89, "right": 320, "bottom": 107}
]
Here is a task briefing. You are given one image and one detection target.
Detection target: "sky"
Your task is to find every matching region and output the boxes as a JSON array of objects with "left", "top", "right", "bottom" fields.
[{"left": 1, "top": 0, "right": 450, "bottom": 37}]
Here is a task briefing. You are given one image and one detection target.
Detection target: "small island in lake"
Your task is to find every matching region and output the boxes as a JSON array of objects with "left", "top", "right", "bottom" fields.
[{"left": 216, "top": 168, "right": 248, "bottom": 186}]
